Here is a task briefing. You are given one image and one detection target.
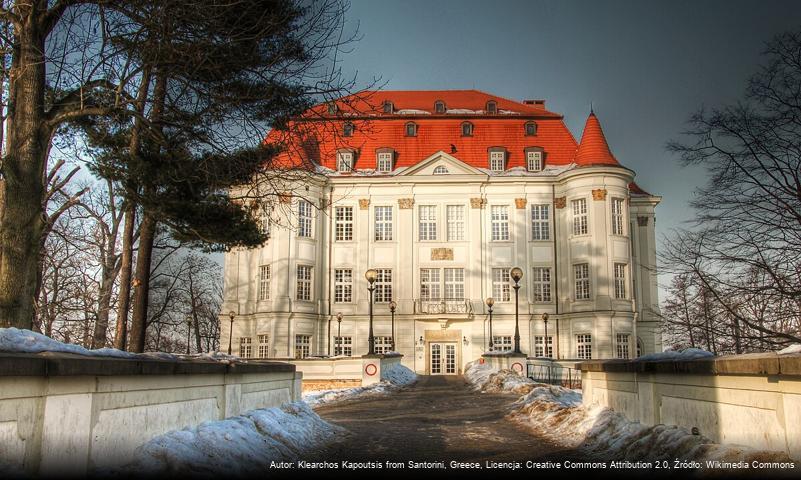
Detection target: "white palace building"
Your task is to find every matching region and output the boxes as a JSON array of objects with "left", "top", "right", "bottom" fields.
[{"left": 221, "top": 90, "right": 661, "bottom": 375}]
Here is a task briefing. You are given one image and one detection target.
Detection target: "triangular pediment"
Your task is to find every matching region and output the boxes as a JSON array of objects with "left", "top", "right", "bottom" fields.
[{"left": 398, "top": 151, "right": 485, "bottom": 176}]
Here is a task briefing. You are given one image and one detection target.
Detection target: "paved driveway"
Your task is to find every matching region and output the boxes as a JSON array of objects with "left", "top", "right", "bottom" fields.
[{"left": 312, "top": 375, "right": 581, "bottom": 464}]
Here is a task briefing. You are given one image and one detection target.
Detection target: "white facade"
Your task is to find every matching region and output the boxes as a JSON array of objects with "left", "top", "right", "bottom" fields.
[{"left": 221, "top": 151, "right": 661, "bottom": 375}]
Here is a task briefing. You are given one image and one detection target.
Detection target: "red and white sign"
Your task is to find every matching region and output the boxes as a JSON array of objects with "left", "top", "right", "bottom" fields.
[
  {"left": 364, "top": 363, "right": 377, "bottom": 376},
  {"left": 511, "top": 362, "right": 524, "bottom": 373}
]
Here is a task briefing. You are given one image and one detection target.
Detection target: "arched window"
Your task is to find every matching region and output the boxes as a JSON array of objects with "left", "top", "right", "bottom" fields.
[
  {"left": 405, "top": 122, "right": 418, "bottom": 137},
  {"left": 383, "top": 101, "right": 393, "bottom": 113},
  {"left": 343, "top": 122, "right": 354, "bottom": 137},
  {"left": 486, "top": 100, "right": 497, "bottom": 114},
  {"left": 461, "top": 122, "right": 473, "bottom": 136},
  {"left": 434, "top": 100, "right": 446, "bottom": 114},
  {"left": 525, "top": 121, "right": 537, "bottom": 136},
  {"left": 433, "top": 165, "right": 449, "bottom": 175}
]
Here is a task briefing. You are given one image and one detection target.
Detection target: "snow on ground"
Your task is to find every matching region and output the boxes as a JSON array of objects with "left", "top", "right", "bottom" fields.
[
  {"left": 463, "top": 360, "right": 793, "bottom": 465},
  {"left": 304, "top": 363, "right": 417, "bottom": 408},
  {"left": 778, "top": 344, "right": 801, "bottom": 355},
  {"left": 635, "top": 347, "right": 714, "bottom": 362},
  {"left": 119, "top": 402, "right": 343, "bottom": 477}
]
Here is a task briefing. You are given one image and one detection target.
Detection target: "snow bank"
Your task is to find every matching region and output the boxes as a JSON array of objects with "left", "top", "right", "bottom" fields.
[
  {"left": 304, "top": 363, "right": 417, "bottom": 408},
  {"left": 636, "top": 347, "right": 714, "bottom": 362},
  {"left": 464, "top": 360, "right": 537, "bottom": 394},
  {"left": 120, "top": 402, "right": 342, "bottom": 476},
  {"left": 778, "top": 344, "right": 801, "bottom": 355}
]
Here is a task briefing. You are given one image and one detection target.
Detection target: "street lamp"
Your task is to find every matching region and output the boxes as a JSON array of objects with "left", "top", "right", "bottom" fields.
[
  {"left": 486, "top": 297, "right": 495, "bottom": 351},
  {"left": 510, "top": 267, "right": 523, "bottom": 354},
  {"left": 389, "top": 301, "right": 397, "bottom": 351},
  {"left": 365, "top": 268, "right": 377, "bottom": 355},
  {"left": 227, "top": 311, "right": 235, "bottom": 355},
  {"left": 336, "top": 312, "right": 343, "bottom": 355},
  {"left": 185, "top": 316, "right": 192, "bottom": 355},
  {"left": 542, "top": 312, "right": 550, "bottom": 358}
]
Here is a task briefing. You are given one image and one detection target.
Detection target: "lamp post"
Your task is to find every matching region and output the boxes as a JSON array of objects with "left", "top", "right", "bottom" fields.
[
  {"left": 185, "top": 316, "right": 192, "bottom": 355},
  {"left": 486, "top": 297, "right": 495, "bottom": 351},
  {"left": 510, "top": 267, "right": 523, "bottom": 354},
  {"left": 389, "top": 301, "right": 397, "bottom": 351},
  {"left": 227, "top": 311, "right": 235, "bottom": 355},
  {"left": 365, "top": 269, "right": 377, "bottom": 355},
  {"left": 336, "top": 312, "right": 343, "bottom": 355},
  {"left": 542, "top": 312, "right": 550, "bottom": 358}
]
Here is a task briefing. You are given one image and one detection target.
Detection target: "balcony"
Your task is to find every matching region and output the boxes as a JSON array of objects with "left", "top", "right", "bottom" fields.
[{"left": 414, "top": 298, "right": 472, "bottom": 315}]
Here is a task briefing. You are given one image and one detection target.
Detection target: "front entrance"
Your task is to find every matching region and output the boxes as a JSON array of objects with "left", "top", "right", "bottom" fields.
[{"left": 430, "top": 342, "right": 457, "bottom": 375}]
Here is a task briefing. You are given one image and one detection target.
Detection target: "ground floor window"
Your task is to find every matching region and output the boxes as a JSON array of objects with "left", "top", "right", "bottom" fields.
[
  {"left": 334, "top": 336, "right": 352, "bottom": 356},
  {"left": 534, "top": 335, "right": 553, "bottom": 358},
  {"left": 239, "top": 337, "right": 252, "bottom": 358},
  {"left": 374, "top": 336, "right": 393, "bottom": 354},
  {"left": 576, "top": 334, "right": 592, "bottom": 359},
  {"left": 257, "top": 334, "right": 269, "bottom": 358},
  {"left": 492, "top": 335, "right": 512, "bottom": 352},
  {"left": 295, "top": 335, "right": 311, "bottom": 359},
  {"left": 616, "top": 333, "right": 630, "bottom": 359}
]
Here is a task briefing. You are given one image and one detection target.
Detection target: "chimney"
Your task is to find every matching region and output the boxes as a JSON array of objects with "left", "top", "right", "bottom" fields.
[{"left": 523, "top": 99, "right": 545, "bottom": 108}]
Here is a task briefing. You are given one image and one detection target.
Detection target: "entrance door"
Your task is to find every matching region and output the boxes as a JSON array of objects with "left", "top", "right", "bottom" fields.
[{"left": 430, "top": 342, "right": 457, "bottom": 375}]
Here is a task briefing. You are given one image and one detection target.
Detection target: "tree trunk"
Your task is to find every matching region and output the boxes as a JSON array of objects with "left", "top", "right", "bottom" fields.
[
  {"left": 129, "top": 211, "right": 155, "bottom": 353},
  {"left": 114, "top": 204, "right": 135, "bottom": 350},
  {"left": 0, "top": 11, "right": 50, "bottom": 330}
]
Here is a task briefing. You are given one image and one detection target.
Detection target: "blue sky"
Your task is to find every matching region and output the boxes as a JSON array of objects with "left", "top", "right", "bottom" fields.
[{"left": 336, "top": 0, "right": 801, "bottom": 291}]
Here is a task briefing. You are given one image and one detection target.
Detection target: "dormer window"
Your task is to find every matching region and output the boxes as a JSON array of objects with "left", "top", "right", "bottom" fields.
[
  {"left": 383, "top": 101, "right": 393, "bottom": 113},
  {"left": 488, "top": 148, "right": 506, "bottom": 172},
  {"left": 433, "top": 165, "right": 449, "bottom": 175},
  {"left": 405, "top": 122, "right": 418, "bottom": 137},
  {"left": 343, "top": 122, "right": 354, "bottom": 137},
  {"left": 526, "top": 150, "right": 543, "bottom": 172},
  {"left": 337, "top": 150, "right": 354, "bottom": 172},
  {"left": 327, "top": 102, "right": 338, "bottom": 114},
  {"left": 525, "top": 121, "right": 537, "bottom": 136},
  {"left": 461, "top": 121, "right": 473, "bottom": 136},
  {"left": 434, "top": 100, "right": 446, "bottom": 114},
  {"left": 486, "top": 101, "right": 497, "bottom": 114},
  {"left": 376, "top": 148, "right": 394, "bottom": 172}
]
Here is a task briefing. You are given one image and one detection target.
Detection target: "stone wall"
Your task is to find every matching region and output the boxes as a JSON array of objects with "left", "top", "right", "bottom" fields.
[
  {"left": 283, "top": 353, "right": 402, "bottom": 388},
  {"left": 0, "top": 353, "right": 301, "bottom": 476},
  {"left": 579, "top": 352, "right": 801, "bottom": 460}
]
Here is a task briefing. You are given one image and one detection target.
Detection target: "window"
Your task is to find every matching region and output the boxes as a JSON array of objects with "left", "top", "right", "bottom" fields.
[
  {"left": 336, "top": 151, "right": 354, "bottom": 172},
  {"left": 574, "top": 263, "right": 590, "bottom": 300},
  {"left": 491, "top": 205, "right": 509, "bottom": 241},
  {"left": 327, "top": 102, "right": 337, "bottom": 114},
  {"left": 374, "top": 269, "right": 393, "bottom": 303},
  {"left": 577, "top": 334, "right": 592, "bottom": 360},
  {"left": 335, "top": 206, "right": 353, "bottom": 241},
  {"left": 532, "top": 267, "right": 551, "bottom": 302},
  {"left": 239, "top": 337, "right": 252, "bottom": 358},
  {"left": 461, "top": 122, "right": 473, "bottom": 136},
  {"left": 374, "top": 336, "right": 393, "bottom": 354},
  {"left": 444, "top": 268, "right": 465, "bottom": 300},
  {"left": 258, "top": 334, "right": 269, "bottom": 358},
  {"left": 612, "top": 197, "right": 625, "bottom": 235},
  {"left": 446, "top": 205, "right": 465, "bottom": 241},
  {"left": 489, "top": 150, "right": 505, "bottom": 172},
  {"left": 486, "top": 100, "right": 497, "bottom": 114},
  {"left": 531, "top": 204, "right": 550, "bottom": 240},
  {"left": 259, "top": 209, "right": 271, "bottom": 239},
  {"left": 405, "top": 122, "right": 417, "bottom": 137},
  {"left": 298, "top": 200, "right": 313, "bottom": 238},
  {"left": 616, "top": 333, "right": 630, "bottom": 359},
  {"left": 343, "top": 122, "right": 354, "bottom": 137},
  {"left": 334, "top": 336, "right": 352, "bottom": 356},
  {"left": 492, "top": 335, "right": 512, "bottom": 352},
  {"left": 420, "top": 268, "right": 441, "bottom": 300},
  {"left": 295, "top": 335, "right": 310, "bottom": 359},
  {"left": 375, "top": 206, "right": 393, "bottom": 241},
  {"left": 534, "top": 336, "right": 553, "bottom": 358},
  {"left": 296, "top": 265, "right": 312, "bottom": 301},
  {"left": 525, "top": 122, "right": 537, "bottom": 136},
  {"left": 434, "top": 100, "right": 446, "bottom": 113},
  {"left": 614, "top": 263, "right": 627, "bottom": 299},
  {"left": 334, "top": 269, "right": 352, "bottom": 303},
  {"left": 383, "top": 101, "right": 393, "bottom": 113},
  {"left": 527, "top": 150, "right": 543, "bottom": 172},
  {"left": 492, "top": 268, "right": 511, "bottom": 302},
  {"left": 572, "top": 198, "right": 588, "bottom": 235},
  {"left": 377, "top": 151, "right": 393, "bottom": 172},
  {"left": 419, "top": 205, "right": 437, "bottom": 240},
  {"left": 258, "top": 265, "right": 270, "bottom": 301},
  {"left": 433, "top": 165, "right": 449, "bottom": 175}
]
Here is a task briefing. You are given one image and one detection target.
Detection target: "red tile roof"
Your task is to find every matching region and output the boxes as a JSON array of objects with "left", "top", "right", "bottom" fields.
[{"left": 574, "top": 112, "right": 619, "bottom": 166}]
